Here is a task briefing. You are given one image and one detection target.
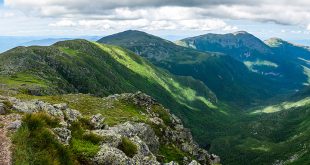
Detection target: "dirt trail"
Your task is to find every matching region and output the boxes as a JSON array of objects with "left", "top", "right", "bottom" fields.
[{"left": 0, "top": 114, "right": 21, "bottom": 165}]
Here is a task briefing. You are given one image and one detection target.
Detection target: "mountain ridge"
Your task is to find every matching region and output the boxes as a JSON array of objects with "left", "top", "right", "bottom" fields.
[{"left": 98, "top": 30, "right": 289, "bottom": 107}]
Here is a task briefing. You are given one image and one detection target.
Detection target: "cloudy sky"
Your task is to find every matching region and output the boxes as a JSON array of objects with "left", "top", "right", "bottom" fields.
[{"left": 0, "top": 0, "right": 310, "bottom": 43}]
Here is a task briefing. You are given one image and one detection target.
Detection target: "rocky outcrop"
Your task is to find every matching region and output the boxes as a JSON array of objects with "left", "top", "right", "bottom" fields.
[
  {"left": 0, "top": 92, "right": 220, "bottom": 165},
  {"left": 96, "top": 92, "right": 220, "bottom": 165}
]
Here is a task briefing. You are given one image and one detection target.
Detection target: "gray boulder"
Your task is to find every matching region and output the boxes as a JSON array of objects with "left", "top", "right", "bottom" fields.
[
  {"left": 0, "top": 103, "right": 6, "bottom": 115},
  {"left": 53, "top": 103, "right": 68, "bottom": 110},
  {"left": 90, "top": 113, "right": 105, "bottom": 129},
  {"left": 164, "top": 161, "right": 179, "bottom": 165},
  {"left": 188, "top": 160, "right": 200, "bottom": 165},
  {"left": 53, "top": 127, "right": 71, "bottom": 145},
  {"left": 93, "top": 144, "right": 131, "bottom": 164},
  {"left": 37, "top": 101, "right": 64, "bottom": 117},
  {"left": 7, "top": 120, "right": 22, "bottom": 130},
  {"left": 111, "top": 122, "right": 159, "bottom": 153},
  {"left": 210, "top": 154, "right": 221, "bottom": 164},
  {"left": 64, "top": 108, "right": 81, "bottom": 122},
  {"left": 12, "top": 100, "right": 39, "bottom": 113}
]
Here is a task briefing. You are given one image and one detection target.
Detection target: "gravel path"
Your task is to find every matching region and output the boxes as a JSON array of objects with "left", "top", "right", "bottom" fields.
[{"left": 0, "top": 114, "right": 21, "bottom": 165}]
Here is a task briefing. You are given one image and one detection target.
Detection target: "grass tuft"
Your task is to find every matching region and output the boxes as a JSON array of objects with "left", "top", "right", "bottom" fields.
[{"left": 118, "top": 137, "right": 138, "bottom": 158}]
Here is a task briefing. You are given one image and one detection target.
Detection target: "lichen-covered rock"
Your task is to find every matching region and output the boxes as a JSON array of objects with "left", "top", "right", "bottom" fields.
[
  {"left": 188, "top": 160, "right": 201, "bottom": 165},
  {"left": 111, "top": 122, "right": 160, "bottom": 153},
  {"left": 93, "top": 129, "right": 122, "bottom": 147},
  {"left": 7, "top": 120, "right": 21, "bottom": 130},
  {"left": 36, "top": 101, "right": 64, "bottom": 117},
  {"left": 93, "top": 136, "right": 160, "bottom": 165},
  {"left": 0, "top": 103, "right": 6, "bottom": 115},
  {"left": 93, "top": 144, "right": 131, "bottom": 165},
  {"left": 90, "top": 113, "right": 105, "bottom": 129},
  {"left": 53, "top": 127, "right": 71, "bottom": 145},
  {"left": 64, "top": 108, "right": 81, "bottom": 122},
  {"left": 131, "top": 91, "right": 156, "bottom": 108},
  {"left": 11, "top": 99, "right": 64, "bottom": 118},
  {"left": 130, "top": 136, "right": 156, "bottom": 159},
  {"left": 11, "top": 99, "right": 40, "bottom": 113},
  {"left": 210, "top": 154, "right": 221, "bottom": 164},
  {"left": 164, "top": 161, "right": 179, "bottom": 165},
  {"left": 149, "top": 117, "right": 164, "bottom": 125},
  {"left": 53, "top": 103, "right": 68, "bottom": 110}
]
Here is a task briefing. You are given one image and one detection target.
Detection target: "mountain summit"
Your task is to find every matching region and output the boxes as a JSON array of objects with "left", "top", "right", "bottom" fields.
[{"left": 176, "top": 31, "right": 272, "bottom": 59}]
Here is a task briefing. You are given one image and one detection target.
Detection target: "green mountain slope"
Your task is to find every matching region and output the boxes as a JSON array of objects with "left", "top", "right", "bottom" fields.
[
  {"left": 0, "top": 39, "right": 216, "bottom": 108},
  {"left": 209, "top": 95, "right": 310, "bottom": 165},
  {"left": 177, "top": 32, "right": 310, "bottom": 90},
  {"left": 0, "top": 39, "right": 229, "bottom": 149},
  {"left": 98, "top": 30, "right": 283, "bottom": 106}
]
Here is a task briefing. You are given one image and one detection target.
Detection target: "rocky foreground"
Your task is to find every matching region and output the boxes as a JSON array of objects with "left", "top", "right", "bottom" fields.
[{"left": 0, "top": 92, "right": 220, "bottom": 165}]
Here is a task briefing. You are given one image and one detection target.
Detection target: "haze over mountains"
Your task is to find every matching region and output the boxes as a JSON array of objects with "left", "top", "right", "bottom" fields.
[
  {"left": 1, "top": 30, "right": 310, "bottom": 165},
  {"left": 0, "top": 36, "right": 101, "bottom": 53}
]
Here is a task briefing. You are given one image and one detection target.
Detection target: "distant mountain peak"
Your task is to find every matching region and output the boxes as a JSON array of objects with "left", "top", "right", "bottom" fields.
[
  {"left": 178, "top": 31, "right": 271, "bottom": 55},
  {"left": 120, "top": 29, "right": 147, "bottom": 35},
  {"left": 232, "top": 31, "right": 250, "bottom": 35},
  {"left": 264, "top": 37, "right": 300, "bottom": 48}
]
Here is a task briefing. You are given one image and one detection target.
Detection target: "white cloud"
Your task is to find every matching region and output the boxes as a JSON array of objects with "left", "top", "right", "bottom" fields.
[
  {"left": 2, "top": 0, "right": 310, "bottom": 35},
  {"left": 223, "top": 25, "right": 238, "bottom": 31},
  {"left": 307, "top": 24, "right": 310, "bottom": 31},
  {"left": 4, "top": 0, "right": 310, "bottom": 28},
  {"left": 48, "top": 18, "right": 232, "bottom": 31},
  {"left": 49, "top": 19, "right": 76, "bottom": 27}
]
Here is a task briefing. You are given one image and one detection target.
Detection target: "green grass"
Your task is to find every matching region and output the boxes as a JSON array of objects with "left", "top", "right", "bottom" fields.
[
  {"left": 0, "top": 73, "right": 48, "bottom": 87},
  {"left": 251, "top": 97, "right": 310, "bottom": 114},
  {"left": 118, "top": 137, "right": 138, "bottom": 158},
  {"left": 70, "top": 138, "right": 100, "bottom": 163},
  {"left": 12, "top": 112, "right": 105, "bottom": 165},
  {"left": 158, "top": 145, "right": 190, "bottom": 163},
  {"left": 95, "top": 42, "right": 217, "bottom": 110},
  {"left": 210, "top": 102, "right": 310, "bottom": 165},
  {"left": 12, "top": 113, "right": 74, "bottom": 165}
]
